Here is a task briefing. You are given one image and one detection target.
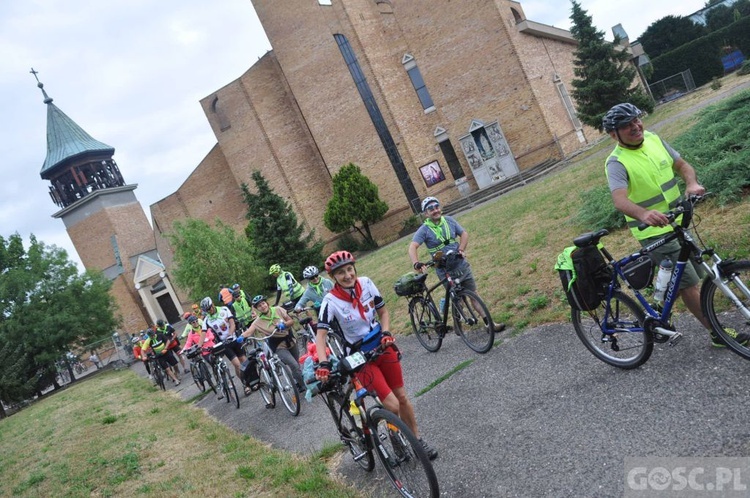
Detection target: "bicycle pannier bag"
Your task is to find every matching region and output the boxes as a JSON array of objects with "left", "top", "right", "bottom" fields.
[
  {"left": 622, "top": 255, "right": 654, "bottom": 290},
  {"left": 240, "top": 357, "right": 260, "bottom": 387},
  {"left": 394, "top": 273, "right": 424, "bottom": 297},
  {"left": 556, "top": 245, "right": 610, "bottom": 311}
]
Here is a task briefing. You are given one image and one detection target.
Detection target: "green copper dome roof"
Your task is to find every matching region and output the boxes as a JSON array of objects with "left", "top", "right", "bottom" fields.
[{"left": 38, "top": 85, "right": 115, "bottom": 178}]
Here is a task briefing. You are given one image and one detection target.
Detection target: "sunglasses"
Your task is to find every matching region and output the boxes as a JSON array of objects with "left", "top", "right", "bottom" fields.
[{"left": 425, "top": 204, "right": 441, "bottom": 212}]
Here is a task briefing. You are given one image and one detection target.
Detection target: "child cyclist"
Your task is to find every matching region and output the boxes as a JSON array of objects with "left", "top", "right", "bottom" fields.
[{"left": 314, "top": 250, "right": 438, "bottom": 460}]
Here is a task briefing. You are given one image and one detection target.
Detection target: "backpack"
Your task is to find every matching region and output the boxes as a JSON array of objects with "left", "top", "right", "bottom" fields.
[{"left": 555, "top": 245, "right": 611, "bottom": 311}]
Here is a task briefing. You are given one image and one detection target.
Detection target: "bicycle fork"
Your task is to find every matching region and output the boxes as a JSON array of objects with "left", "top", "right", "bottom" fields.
[{"left": 703, "top": 259, "right": 750, "bottom": 321}]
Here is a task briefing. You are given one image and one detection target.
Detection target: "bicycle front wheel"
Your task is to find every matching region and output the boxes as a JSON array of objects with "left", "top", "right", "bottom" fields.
[
  {"left": 257, "top": 364, "right": 276, "bottom": 408},
  {"left": 572, "top": 290, "right": 651, "bottom": 369},
  {"left": 327, "top": 331, "right": 346, "bottom": 360},
  {"left": 274, "top": 362, "right": 300, "bottom": 416},
  {"left": 190, "top": 363, "right": 205, "bottom": 392},
  {"left": 409, "top": 296, "right": 443, "bottom": 352},
  {"left": 226, "top": 371, "right": 240, "bottom": 409},
  {"left": 156, "top": 367, "right": 167, "bottom": 391},
  {"left": 452, "top": 290, "right": 494, "bottom": 353},
  {"left": 370, "top": 408, "right": 439, "bottom": 498},
  {"left": 200, "top": 361, "right": 217, "bottom": 394},
  {"left": 701, "top": 260, "right": 750, "bottom": 360}
]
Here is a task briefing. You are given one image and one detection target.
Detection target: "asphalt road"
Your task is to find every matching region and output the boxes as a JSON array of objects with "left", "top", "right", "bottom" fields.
[{"left": 133, "top": 313, "right": 750, "bottom": 497}]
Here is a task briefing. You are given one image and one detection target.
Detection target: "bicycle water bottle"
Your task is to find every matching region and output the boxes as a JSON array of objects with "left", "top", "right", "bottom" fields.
[
  {"left": 439, "top": 298, "right": 446, "bottom": 314},
  {"left": 653, "top": 259, "right": 673, "bottom": 304},
  {"left": 349, "top": 400, "right": 362, "bottom": 428}
]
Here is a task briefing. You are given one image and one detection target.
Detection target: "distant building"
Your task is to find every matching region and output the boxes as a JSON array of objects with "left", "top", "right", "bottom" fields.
[{"left": 688, "top": 0, "right": 741, "bottom": 25}]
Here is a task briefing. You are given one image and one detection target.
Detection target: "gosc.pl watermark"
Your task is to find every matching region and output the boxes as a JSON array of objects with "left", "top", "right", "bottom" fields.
[{"left": 625, "top": 457, "right": 749, "bottom": 497}]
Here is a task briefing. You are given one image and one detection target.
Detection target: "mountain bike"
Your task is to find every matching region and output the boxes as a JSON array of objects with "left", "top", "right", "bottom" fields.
[
  {"left": 209, "top": 340, "right": 240, "bottom": 408},
  {"left": 569, "top": 194, "right": 750, "bottom": 369},
  {"left": 313, "top": 346, "right": 439, "bottom": 497},
  {"left": 184, "top": 345, "right": 216, "bottom": 394},
  {"left": 244, "top": 334, "right": 301, "bottom": 416},
  {"left": 146, "top": 353, "right": 166, "bottom": 390},
  {"left": 403, "top": 250, "right": 495, "bottom": 353},
  {"left": 292, "top": 307, "right": 346, "bottom": 359}
]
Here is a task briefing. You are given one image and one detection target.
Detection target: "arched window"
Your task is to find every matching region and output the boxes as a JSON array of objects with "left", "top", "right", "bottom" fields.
[
  {"left": 211, "top": 96, "right": 231, "bottom": 131},
  {"left": 511, "top": 8, "right": 523, "bottom": 24}
]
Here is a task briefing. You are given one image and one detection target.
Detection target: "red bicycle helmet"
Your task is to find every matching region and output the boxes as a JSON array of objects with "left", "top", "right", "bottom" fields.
[{"left": 325, "top": 250, "right": 356, "bottom": 273}]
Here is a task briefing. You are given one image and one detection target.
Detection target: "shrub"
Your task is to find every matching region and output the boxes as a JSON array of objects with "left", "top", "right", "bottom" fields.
[
  {"left": 738, "top": 60, "right": 750, "bottom": 75},
  {"left": 710, "top": 77, "right": 723, "bottom": 90}
]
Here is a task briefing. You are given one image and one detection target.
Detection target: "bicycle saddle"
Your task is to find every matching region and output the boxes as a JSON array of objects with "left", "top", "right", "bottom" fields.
[{"left": 573, "top": 229, "right": 609, "bottom": 248}]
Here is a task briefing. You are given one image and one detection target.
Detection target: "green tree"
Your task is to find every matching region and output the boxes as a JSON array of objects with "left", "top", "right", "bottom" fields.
[
  {"left": 0, "top": 234, "right": 118, "bottom": 416},
  {"left": 166, "top": 218, "right": 265, "bottom": 300},
  {"left": 324, "top": 163, "right": 389, "bottom": 249},
  {"left": 241, "top": 171, "right": 324, "bottom": 281},
  {"left": 568, "top": 0, "right": 653, "bottom": 130},
  {"left": 706, "top": 0, "right": 750, "bottom": 31},
  {"left": 639, "top": 16, "right": 707, "bottom": 59}
]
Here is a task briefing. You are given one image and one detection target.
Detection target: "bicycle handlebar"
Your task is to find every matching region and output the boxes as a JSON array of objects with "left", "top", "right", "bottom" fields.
[
  {"left": 416, "top": 249, "right": 463, "bottom": 270},
  {"left": 636, "top": 194, "right": 708, "bottom": 231}
]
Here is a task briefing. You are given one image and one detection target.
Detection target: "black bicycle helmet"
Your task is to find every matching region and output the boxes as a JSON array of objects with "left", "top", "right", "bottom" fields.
[
  {"left": 251, "top": 294, "right": 267, "bottom": 307},
  {"left": 156, "top": 319, "right": 165, "bottom": 328},
  {"left": 602, "top": 103, "right": 642, "bottom": 132}
]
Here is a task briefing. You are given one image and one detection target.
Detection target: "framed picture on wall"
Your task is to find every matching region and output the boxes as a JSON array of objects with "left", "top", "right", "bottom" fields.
[{"left": 420, "top": 160, "right": 445, "bottom": 187}]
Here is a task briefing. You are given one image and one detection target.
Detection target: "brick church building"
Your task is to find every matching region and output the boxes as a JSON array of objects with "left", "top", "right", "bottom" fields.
[{"left": 39, "top": 0, "right": 608, "bottom": 331}]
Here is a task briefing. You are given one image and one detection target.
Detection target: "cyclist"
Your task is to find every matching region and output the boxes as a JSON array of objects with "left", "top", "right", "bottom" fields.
[
  {"left": 157, "top": 319, "right": 188, "bottom": 374},
  {"left": 409, "top": 196, "right": 505, "bottom": 333},
  {"left": 200, "top": 296, "right": 249, "bottom": 394},
  {"left": 602, "top": 103, "right": 750, "bottom": 347},
  {"left": 314, "top": 250, "right": 438, "bottom": 460},
  {"left": 132, "top": 334, "right": 152, "bottom": 382},
  {"left": 141, "top": 327, "right": 181, "bottom": 385},
  {"left": 294, "top": 265, "right": 334, "bottom": 314},
  {"left": 238, "top": 295, "right": 306, "bottom": 393},
  {"left": 180, "top": 315, "right": 216, "bottom": 357},
  {"left": 231, "top": 288, "right": 256, "bottom": 330},
  {"left": 269, "top": 264, "right": 304, "bottom": 306}
]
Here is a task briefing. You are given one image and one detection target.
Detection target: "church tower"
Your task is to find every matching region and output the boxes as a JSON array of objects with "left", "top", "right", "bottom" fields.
[{"left": 33, "top": 70, "right": 183, "bottom": 332}]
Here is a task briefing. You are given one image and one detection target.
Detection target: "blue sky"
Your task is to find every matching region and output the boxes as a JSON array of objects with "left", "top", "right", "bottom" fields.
[{"left": 0, "top": 0, "right": 707, "bottom": 269}]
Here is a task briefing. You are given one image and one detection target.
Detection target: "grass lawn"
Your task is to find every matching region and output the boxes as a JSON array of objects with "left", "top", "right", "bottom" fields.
[{"left": 0, "top": 370, "right": 360, "bottom": 498}]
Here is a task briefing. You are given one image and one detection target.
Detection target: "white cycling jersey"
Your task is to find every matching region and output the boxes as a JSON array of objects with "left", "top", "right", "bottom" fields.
[
  {"left": 318, "top": 277, "right": 384, "bottom": 345},
  {"left": 202, "top": 306, "right": 234, "bottom": 341}
]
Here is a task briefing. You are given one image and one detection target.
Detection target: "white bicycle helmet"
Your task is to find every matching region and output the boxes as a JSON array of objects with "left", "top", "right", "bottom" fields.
[
  {"left": 200, "top": 296, "right": 214, "bottom": 312},
  {"left": 302, "top": 265, "right": 320, "bottom": 280},
  {"left": 421, "top": 196, "right": 440, "bottom": 212}
]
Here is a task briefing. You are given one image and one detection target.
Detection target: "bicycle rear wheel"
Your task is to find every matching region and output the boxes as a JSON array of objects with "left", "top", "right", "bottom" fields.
[
  {"left": 200, "top": 361, "right": 217, "bottom": 394},
  {"left": 408, "top": 296, "right": 443, "bottom": 352},
  {"left": 452, "top": 290, "right": 494, "bottom": 353},
  {"left": 572, "top": 290, "right": 651, "bottom": 369},
  {"left": 701, "top": 260, "right": 750, "bottom": 360},
  {"left": 370, "top": 408, "right": 439, "bottom": 498},
  {"left": 257, "top": 364, "right": 276, "bottom": 408},
  {"left": 275, "top": 362, "right": 300, "bottom": 416},
  {"left": 325, "top": 393, "right": 374, "bottom": 471},
  {"left": 191, "top": 363, "right": 205, "bottom": 392}
]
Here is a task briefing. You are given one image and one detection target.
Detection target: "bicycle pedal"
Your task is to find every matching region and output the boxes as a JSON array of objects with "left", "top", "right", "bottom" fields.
[{"left": 667, "top": 333, "right": 683, "bottom": 346}]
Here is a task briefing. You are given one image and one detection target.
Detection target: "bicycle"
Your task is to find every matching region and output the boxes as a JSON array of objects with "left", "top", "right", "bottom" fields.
[
  {"left": 243, "top": 334, "right": 301, "bottom": 416},
  {"left": 313, "top": 346, "right": 439, "bottom": 497},
  {"left": 568, "top": 194, "right": 750, "bottom": 369},
  {"left": 292, "top": 307, "right": 346, "bottom": 360},
  {"left": 184, "top": 345, "right": 216, "bottom": 394},
  {"left": 146, "top": 353, "right": 167, "bottom": 390},
  {"left": 208, "top": 339, "right": 241, "bottom": 409},
  {"left": 401, "top": 250, "right": 495, "bottom": 353}
]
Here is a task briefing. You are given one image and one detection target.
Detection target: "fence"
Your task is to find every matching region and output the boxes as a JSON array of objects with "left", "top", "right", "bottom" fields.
[{"left": 649, "top": 69, "right": 696, "bottom": 104}]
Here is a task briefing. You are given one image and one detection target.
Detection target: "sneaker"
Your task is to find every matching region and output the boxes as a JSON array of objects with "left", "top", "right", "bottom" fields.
[
  {"left": 711, "top": 328, "right": 750, "bottom": 348},
  {"left": 418, "top": 438, "right": 438, "bottom": 460},
  {"left": 183, "top": 368, "right": 190, "bottom": 374},
  {"left": 175, "top": 379, "right": 181, "bottom": 386},
  {"left": 483, "top": 317, "right": 506, "bottom": 333},
  {"left": 217, "top": 393, "right": 224, "bottom": 400}
]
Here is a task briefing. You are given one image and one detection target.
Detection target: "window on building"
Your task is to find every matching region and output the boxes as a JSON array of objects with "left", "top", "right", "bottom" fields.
[
  {"left": 211, "top": 96, "right": 231, "bottom": 131},
  {"left": 402, "top": 54, "right": 435, "bottom": 112},
  {"left": 439, "top": 140, "right": 465, "bottom": 180},
  {"left": 555, "top": 80, "right": 582, "bottom": 130}
]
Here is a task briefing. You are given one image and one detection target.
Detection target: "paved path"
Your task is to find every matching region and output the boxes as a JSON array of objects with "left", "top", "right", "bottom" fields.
[{"left": 132, "top": 315, "right": 750, "bottom": 497}]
